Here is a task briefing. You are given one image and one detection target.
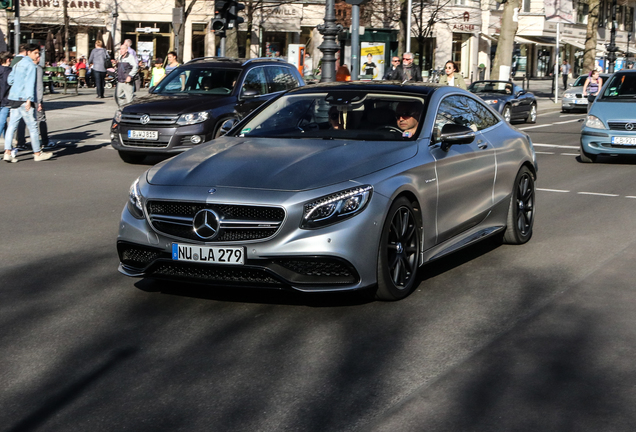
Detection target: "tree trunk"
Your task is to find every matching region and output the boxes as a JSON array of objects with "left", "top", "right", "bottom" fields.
[
  {"left": 398, "top": 0, "right": 407, "bottom": 54},
  {"left": 583, "top": 0, "right": 600, "bottom": 75},
  {"left": 491, "top": 0, "right": 519, "bottom": 80},
  {"left": 64, "top": 0, "right": 70, "bottom": 61}
]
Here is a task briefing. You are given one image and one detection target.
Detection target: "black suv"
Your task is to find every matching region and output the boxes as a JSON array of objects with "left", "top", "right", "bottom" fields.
[{"left": 111, "top": 57, "right": 305, "bottom": 163}]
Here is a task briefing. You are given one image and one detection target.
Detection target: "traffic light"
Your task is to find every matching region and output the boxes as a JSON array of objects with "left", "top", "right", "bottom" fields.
[
  {"left": 227, "top": 1, "right": 245, "bottom": 30},
  {"left": 211, "top": 0, "right": 230, "bottom": 36},
  {"left": 0, "top": 0, "right": 13, "bottom": 10}
]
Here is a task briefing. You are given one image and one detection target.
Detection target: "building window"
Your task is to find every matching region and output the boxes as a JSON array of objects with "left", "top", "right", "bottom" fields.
[
  {"left": 617, "top": 5, "right": 625, "bottom": 30},
  {"left": 454, "top": 0, "right": 465, "bottom": 5},
  {"left": 522, "top": 0, "right": 531, "bottom": 12},
  {"left": 576, "top": 0, "right": 589, "bottom": 24},
  {"left": 627, "top": 7, "right": 634, "bottom": 32},
  {"left": 599, "top": 0, "right": 607, "bottom": 27}
]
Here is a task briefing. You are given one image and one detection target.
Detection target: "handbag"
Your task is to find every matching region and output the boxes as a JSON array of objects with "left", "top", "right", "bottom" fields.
[{"left": 587, "top": 94, "right": 596, "bottom": 103}]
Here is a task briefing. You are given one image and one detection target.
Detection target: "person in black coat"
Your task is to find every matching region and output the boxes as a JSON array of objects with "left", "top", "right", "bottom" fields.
[
  {"left": 383, "top": 56, "right": 403, "bottom": 80},
  {"left": 0, "top": 51, "right": 13, "bottom": 142},
  {"left": 398, "top": 52, "right": 422, "bottom": 82}
]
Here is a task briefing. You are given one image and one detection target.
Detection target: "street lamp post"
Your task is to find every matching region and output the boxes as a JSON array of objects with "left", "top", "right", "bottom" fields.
[
  {"left": 317, "top": 0, "right": 343, "bottom": 82},
  {"left": 607, "top": 0, "right": 618, "bottom": 73}
]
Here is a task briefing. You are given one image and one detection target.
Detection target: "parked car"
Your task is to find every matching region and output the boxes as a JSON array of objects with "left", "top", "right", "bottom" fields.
[
  {"left": 117, "top": 82, "right": 537, "bottom": 301},
  {"left": 562, "top": 73, "right": 610, "bottom": 112},
  {"left": 110, "top": 57, "right": 305, "bottom": 164},
  {"left": 580, "top": 70, "right": 636, "bottom": 163},
  {"left": 468, "top": 80, "right": 537, "bottom": 123}
]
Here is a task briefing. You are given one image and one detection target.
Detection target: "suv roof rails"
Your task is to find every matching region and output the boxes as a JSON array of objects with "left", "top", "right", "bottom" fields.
[
  {"left": 185, "top": 56, "right": 242, "bottom": 64},
  {"left": 242, "top": 57, "right": 288, "bottom": 65}
]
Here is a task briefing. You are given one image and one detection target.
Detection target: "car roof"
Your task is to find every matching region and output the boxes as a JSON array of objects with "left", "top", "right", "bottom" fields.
[
  {"left": 285, "top": 81, "right": 441, "bottom": 97},
  {"left": 184, "top": 57, "right": 293, "bottom": 68}
]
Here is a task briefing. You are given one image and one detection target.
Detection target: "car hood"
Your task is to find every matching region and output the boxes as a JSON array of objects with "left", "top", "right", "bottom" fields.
[
  {"left": 121, "top": 93, "right": 232, "bottom": 115},
  {"left": 147, "top": 137, "right": 418, "bottom": 191},
  {"left": 564, "top": 85, "right": 584, "bottom": 95}
]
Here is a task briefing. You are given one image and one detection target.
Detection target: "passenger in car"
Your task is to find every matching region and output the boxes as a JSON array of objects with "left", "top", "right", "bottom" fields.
[
  {"left": 328, "top": 106, "right": 343, "bottom": 129},
  {"left": 395, "top": 101, "right": 421, "bottom": 137}
]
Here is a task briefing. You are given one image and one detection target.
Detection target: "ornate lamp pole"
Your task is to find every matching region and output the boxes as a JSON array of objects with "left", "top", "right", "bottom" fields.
[
  {"left": 317, "top": 0, "right": 343, "bottom": 82},
  {"left": 607, "top": 0, "right": 619, "bottom": 73}
]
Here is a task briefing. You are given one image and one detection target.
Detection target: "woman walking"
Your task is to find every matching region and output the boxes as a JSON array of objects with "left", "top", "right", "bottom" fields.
[
  {"left": 87, "top": 40, "right": 109, "bottom": 98},
  {"left": 438, "top": 60, "right": 467, "bottom": 90},
  {"left": 583, "top": 70, "right": 603, "bottom": 112}
]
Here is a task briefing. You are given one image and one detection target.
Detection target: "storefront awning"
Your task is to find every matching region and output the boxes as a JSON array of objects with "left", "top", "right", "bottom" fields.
[
  {"left": 480, "top": 32, "right": 497, "bottom": 43},
  {"left": 561, "top": 38, "right": 585, "bottom": 50}
]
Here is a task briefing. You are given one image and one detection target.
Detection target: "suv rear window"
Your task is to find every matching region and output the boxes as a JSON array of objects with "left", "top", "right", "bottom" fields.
[{"left": 154, "top": 67, "right": 241, "bottom": 95}]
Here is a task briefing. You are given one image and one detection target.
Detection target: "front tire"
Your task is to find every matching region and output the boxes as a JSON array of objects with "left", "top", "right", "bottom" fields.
[
  {"left": 579, "top": 145, "right": 597, "bottom": 163},
  {"left": 503, "top": 167, "right": 535, "bottom": 245},
  {"left": 375, "top": 197, "right": 421, "bottom": 301},
  {"left": 526, "top": 103, "right": 537, "bottom": 123},
  {"left": 502, "top": 105, "right": 512, "bottom": 122},
  {"left": 118, "top": 151, "right": 146, "bottom": 164}
]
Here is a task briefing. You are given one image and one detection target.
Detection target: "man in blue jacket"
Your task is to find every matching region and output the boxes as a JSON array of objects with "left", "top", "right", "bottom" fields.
[{"left": 3, "top": 44, "right": 52, "bottom": 163}]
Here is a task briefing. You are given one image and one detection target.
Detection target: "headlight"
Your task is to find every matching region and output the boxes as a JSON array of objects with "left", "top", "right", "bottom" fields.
[
  {"left": 114, "top": 110, "right": 122, "bottom": 123},
  {"left": 486, "top": 99, "right": 498, "bottom": 104},
  {"left": 127, "top": 178, "right": 144, "bottom": 219},
  {"left": 176, "top": 111, "right": 209, "bottom": 125},
  {"left": 301, "top": 185, "right": 372, "bottom": 229},
  {"left": 585, "top": 115, "right": 606, "bottom": 129}
]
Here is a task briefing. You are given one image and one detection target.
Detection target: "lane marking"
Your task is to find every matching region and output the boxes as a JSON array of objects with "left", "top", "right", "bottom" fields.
[
  {"left": 578, "top": 192, "right": 620, "bottom": 197},
  {"left": 519, "top": 118, "right": 582, "bottom": 130},
  {"left": 561, "top": 153, "right": 580, "bottom": 156},
  {"left": 554, "top": 119, "right": 584, "bottom": 125},
  {"left": 533, "top": 143, "right": 579, "bottom": 149},
  {"left": 536, "top": 151, "right": 555, "bottom": 154},
  {"left": 537, "top": 188, "right": 570, "bottom": 193}
]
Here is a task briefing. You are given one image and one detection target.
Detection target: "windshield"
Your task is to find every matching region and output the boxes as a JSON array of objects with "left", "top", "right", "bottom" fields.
[
  {"left": 601, "top": 73, "right": 636, "bottom": 99},
  {"left": 237, "top": 92, "right": 426, "bottom": 141},
  {"left": 469, "top": 81, "right": 513, "bottom": 95},
  {"left": 153, "top": 66, "right": 241, "bottom": 95},
  {"left": 572, "top": 74, "right": 609, "bottom": 87}
]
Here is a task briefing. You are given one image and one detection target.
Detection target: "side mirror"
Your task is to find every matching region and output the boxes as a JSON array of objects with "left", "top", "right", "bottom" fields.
[
  {"left": 515, "top": 89, "right": 526, "bottom": 97},
  {"left": 217, "top": 118, "right": 238, "bottom": 137},
  {"left": 241, "top": 89, "right": 260, "bottom": 99},
  {"left": 439, "top": 124, "right": 475, "bottom": 151}
]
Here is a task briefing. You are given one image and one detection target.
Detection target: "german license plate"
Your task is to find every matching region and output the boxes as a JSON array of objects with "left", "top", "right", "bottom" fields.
[
  {"left": 612, "top": 136, "right": 636, "bottom": 145},
  {"left": 128, "top": 130, "right": 158, "bottom": 140},
  {"left": 574, "top": 100, "right": 587, "bottom": 104},
  {"left": 172, "top": 243, "right": 244, "bottom": 265}
]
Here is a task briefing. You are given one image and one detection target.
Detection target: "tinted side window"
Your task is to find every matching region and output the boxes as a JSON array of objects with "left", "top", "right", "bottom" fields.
[
  {"left": 241, "top": 67, "right": 268, "bottom": 96},
  {"left": 466, "top": 97, "right": 499, "bottom": 130},
  {"left": 266, "top": 66, "right": 298, "bottom": 93},
  {"left": 435, "top": 95, "right": 478, "bottom": 134}
]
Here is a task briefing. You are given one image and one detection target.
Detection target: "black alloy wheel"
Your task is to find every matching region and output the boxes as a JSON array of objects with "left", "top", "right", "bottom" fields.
[
  {"left": 503, "top": 166, "right": 535, "bottom": 244},
  {"left": 376, "top": 197, "right": 421, "bottom": 301}
]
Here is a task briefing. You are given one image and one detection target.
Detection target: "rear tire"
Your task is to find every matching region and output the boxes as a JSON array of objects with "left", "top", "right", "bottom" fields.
[
  {"left": 375, "top": 197, "right": 421, "bottom": 301},
  {"left": 118, "top": 151, "right": 146, "bottom": 164},
  {"left": 503, "top": 166, "right": 535, "bottom": 245},
  {"left": 579, "top": 145, "right": 597, "bottom": 163}
]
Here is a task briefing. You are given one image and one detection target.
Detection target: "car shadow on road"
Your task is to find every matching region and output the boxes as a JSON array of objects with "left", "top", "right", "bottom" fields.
[{"left": 49, "top": 142, "right": 110, "bottom": 158}]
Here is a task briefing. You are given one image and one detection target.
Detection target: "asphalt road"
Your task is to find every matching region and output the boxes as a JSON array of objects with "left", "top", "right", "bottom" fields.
[{"left": 2, "top": 93, "right": 636, "bottom": 431}]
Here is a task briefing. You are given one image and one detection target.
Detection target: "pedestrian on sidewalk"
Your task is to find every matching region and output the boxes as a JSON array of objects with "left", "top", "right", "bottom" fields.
[
  {"left": 88, "top": 39, "right": 109, "bottom": 98},
  {"left": 398, "top": 52, "right": 422, "bottom": 82},
  {"left": 383, "top": 56, "right": 403, "bottom": 80},
  {"left": 561, "top": 60, "right": 571, "bottom": 90},
  {"left": 3, "top": 44, "right": 52, "bottom": 163},
  {"left": 149, "top": 58, "right": 165, "bottom": 88},
  {"left": 115, "top": 43, "right": 138, "bottom": 106}
]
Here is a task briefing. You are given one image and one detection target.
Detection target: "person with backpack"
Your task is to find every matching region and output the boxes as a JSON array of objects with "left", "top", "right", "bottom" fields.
[{"left": 88, "top": 39, "right": 109, "bottom": 98}]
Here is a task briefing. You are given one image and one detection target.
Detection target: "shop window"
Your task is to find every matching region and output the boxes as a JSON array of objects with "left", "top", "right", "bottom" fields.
[
  {"left": 453, "top": 0, "right": 465, "bottom": 5},
  {"left": 522, "top": 0, "right": 531, "bottom": 13}
]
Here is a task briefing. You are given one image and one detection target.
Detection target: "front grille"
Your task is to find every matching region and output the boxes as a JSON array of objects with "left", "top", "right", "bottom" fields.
[
  {"left": 575, "top": 94, "right": 583, "bottom": 98},
  {"left": 121, "top": 113, "right": 179, "bottom": 125},
  {"left": 120, "top": 134, "right": 172, "bottom": 148},
  {"left": 608, "top": 121, "right": 636, "bottom": 131},
  {"left": 147, "top": 200, "right": 286, "bottom": 243},
  {"left": 152, "top": 262, "right": 283, "bottom": 286}
]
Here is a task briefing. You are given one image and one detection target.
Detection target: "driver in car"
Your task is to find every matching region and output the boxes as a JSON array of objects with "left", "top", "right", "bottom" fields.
[{"left": 395, "top": 102, "right": 421, "bottom": 138}]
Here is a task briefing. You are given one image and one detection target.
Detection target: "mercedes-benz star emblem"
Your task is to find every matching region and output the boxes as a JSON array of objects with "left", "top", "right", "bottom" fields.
[
  {"left": 208, "top": 188, "right": 217, "bottom": 194},
  {"left": 193, "top": 209, "right": 220, "bottom": 240},
  {"left": 626, "top": 123, "right": 634, "bottom": 131},
  {"left": 140, "top": 114, "right": 151, "bottom": 125}
]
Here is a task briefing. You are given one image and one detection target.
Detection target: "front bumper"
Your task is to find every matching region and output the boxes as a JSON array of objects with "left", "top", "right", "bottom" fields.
[
  {"left": 562, "top": 96, "right": 587, "bottom": 110},
  {"left": 117, "top": 185, "right": 390, "bottom": 292},
  {"left": 580, "top": 128, "right": 636, "bottom": 156},
  {"left": 111, "top": 121, "right": 212, "bottom": 154}
]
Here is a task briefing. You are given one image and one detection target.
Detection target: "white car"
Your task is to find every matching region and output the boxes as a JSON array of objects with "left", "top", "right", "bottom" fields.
[{"left": 562, "top": 74, "right": 610, "bottom": 112}]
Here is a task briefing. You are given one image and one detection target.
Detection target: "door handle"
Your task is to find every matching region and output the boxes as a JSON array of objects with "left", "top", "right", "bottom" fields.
[{"left": 478, "top": 142, "right": 488, "bottom": 150}]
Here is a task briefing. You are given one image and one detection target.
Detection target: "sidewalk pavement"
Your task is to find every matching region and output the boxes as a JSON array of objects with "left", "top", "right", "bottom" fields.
[{"left": 511, "top": 77, "right": 568, "bottom": 113}]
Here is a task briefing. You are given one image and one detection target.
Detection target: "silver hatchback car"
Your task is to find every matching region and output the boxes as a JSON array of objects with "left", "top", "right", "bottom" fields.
[{"left": 118, "top": 82, "right": 537, "bottom": 300}]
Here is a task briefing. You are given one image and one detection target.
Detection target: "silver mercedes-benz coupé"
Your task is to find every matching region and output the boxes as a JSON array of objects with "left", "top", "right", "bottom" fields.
[{"left": 117, "top": 82, "right": 537, "bottom": 301}]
